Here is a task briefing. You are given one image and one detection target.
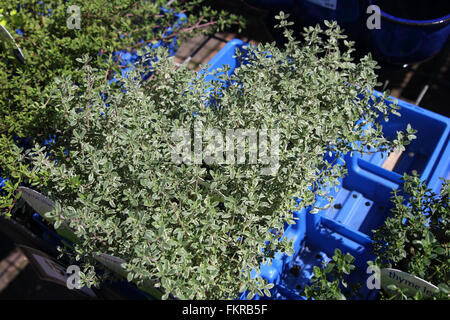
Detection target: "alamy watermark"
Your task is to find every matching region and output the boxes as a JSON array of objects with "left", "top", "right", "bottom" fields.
[
  {"left": 66, "top": 265, "right": 81, "bottom": 289},
  {"left": 366, "top": 5, "right": 381, "bottom": 30},
  {"left": 64, "top": 4, "right": 380, "bottom": 31},
  {"left": 366, "top": 265, "right": 381, "bottom": 290},
  {"left": 170, "top": 121, "right": 280, "bottom": 175},
  {"left": 67, "top": 5, "right": 81, "bottom": 30}
]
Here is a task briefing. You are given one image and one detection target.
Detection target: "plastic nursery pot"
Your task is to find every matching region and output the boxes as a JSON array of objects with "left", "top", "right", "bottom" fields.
[
  {"left": 367, "top": 0, "right": 450, "bottom": 65},
  {"left": 293, "top": 0, "right": 367, "bottom": 42}
]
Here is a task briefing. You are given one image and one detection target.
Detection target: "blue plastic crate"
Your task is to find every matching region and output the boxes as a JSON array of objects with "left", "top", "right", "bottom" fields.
[
  {"left": 108, "top": 8, "right": 187, "bottom": 83},
  {"left": 203, "top": 39, "right": 450, "bottom": 300}
]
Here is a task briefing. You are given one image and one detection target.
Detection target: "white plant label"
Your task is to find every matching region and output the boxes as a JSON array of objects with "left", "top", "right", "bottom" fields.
[
  {"left": 381, "top": 268, "right": 439, "bottom": 298},
  {"left": 18, "top": 187, "right": 158, "bottom": 294},
  {"left": 306, "top": 0, "right": 337, "bottom": 10},
  {"left": 0, "top": 23, "right": 25, "bottom": 62},
  {"left": 18, "top": 186, "right": 55, "bottom": 215},
  {"left": 18, "top": 186, "right": 128, "bottom": 276},
  {"left": 18, "top": 245, "right": 96, "bottom": 297},
  {"left": 33, "top": 253, "right": 69, "bottom": 284},
  {"left": 94, "top": 253, "right": 128, "bottom": 278},
  {"left": 94, "top": 253, "right": 160, "bottom": 296},
  {"left": 0, "top": 23, "right": 15, "bottom": 43}
]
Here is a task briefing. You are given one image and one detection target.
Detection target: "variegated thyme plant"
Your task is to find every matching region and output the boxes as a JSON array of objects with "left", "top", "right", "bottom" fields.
[{"left": 25, "top": 14, "right": 415, "bottom": 299}]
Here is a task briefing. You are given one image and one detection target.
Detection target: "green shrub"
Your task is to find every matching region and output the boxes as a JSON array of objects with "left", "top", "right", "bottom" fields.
[
  {"left": 0, "top": 0, "right": 244, "bottom": 215},
  {"left": 372, "top": 174, "right": 450, "bottom": 300},
  {"left": 24, "top": 15, "right": 413, "bottom": 299},
  {"left": 0, "top": 0, "right": 243, "bottom": 136}
]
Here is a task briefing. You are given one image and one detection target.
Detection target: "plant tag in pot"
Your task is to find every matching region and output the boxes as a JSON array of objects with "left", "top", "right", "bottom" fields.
[
  {"left": 18, "top": 186, "right": 55, "bottom": 215},
  {"left": 381, "top": 268, "right": 439, "bottom": 298},
  {"left": 0, "top": 23, "right": 25, "bottom": 63},
  {"left": 94, "top": 253, "right": 128, "bottom": 278},
  {"left": 18, "top": 186, "right": 78, "bottom": 244},
  {"left": 18, "top": 245, "right": 97, "bottom": 298},
  {"left": 18, "top": 187, "right": 161, "bottom": 296},
  {"left": 19, "top": 187, "right": 128, "bottom": 276}
]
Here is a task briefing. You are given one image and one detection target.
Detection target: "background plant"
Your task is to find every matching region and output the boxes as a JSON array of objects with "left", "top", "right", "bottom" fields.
[
  {"left": 24, "top": 15, "right": 414, "bottom": 299},
  {"left": 301, "top": 249, "right": 361, "bottom": 300},
  {"left": 0, "top": 0, "right": 245, "bottom": 215},
  {"left": 301, "top": 175, "right": 449, "bottom": 301},
  {"left": 372, "top": 174, "right": 449, "bottom": 300}
]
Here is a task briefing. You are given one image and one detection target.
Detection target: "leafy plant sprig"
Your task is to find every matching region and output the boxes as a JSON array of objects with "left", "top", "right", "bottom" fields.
[
  {"left": 372, "top": 174, "right": 449, "bottom": 300},
  {"left": 301, "top": 249, "right": 361, "bottom": 300}
]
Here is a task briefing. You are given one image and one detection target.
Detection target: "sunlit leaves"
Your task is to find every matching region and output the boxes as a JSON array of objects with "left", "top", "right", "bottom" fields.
[{"left": 25, "top": 14, "right": 414, "bottom": 299}]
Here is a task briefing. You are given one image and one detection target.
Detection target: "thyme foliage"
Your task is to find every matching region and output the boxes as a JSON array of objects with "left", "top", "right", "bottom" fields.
[{"left": 26, "top": 16, "right": 413, "bottom": 299}]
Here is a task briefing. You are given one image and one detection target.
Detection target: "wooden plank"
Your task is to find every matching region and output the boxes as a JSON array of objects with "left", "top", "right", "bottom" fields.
[
  {"left": 382, "top": 149, "right": 403, "bottom": 171},
  {"left": 174, "top": 32, "right": 249, "bottom": 71},
  {"left": 0, "top": 248, "right": 29, "bottom": 292}
]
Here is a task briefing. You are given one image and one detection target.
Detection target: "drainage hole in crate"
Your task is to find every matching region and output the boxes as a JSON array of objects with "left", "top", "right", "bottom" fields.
[
  {"left": 334, "top": 203, "right": 342, "bottom": 210},
  {"left": 365, "top": 201, "right": 371, "bottom": 207},
  {"left": 352, "top": 194, "right": 358, "bottom": 199},
  {"left": 290, "top": 265, "right": 301, "bottom": 277}
]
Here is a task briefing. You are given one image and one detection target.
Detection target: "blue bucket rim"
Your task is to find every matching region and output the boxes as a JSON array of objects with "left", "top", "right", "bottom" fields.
[{"left": 369, "top": 0, "right": 450, "bottom": 26}]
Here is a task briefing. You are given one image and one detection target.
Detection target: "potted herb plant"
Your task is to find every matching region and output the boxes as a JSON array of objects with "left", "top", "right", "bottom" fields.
[
  {"left": 0, "top": 0, "right": 244, "bottom": 216},
  {"left": 371, "top": 174, "right": 449, "bottom": 300},
  {"left": 18, "top": 14, "right": 414, "bottom": 299}
]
